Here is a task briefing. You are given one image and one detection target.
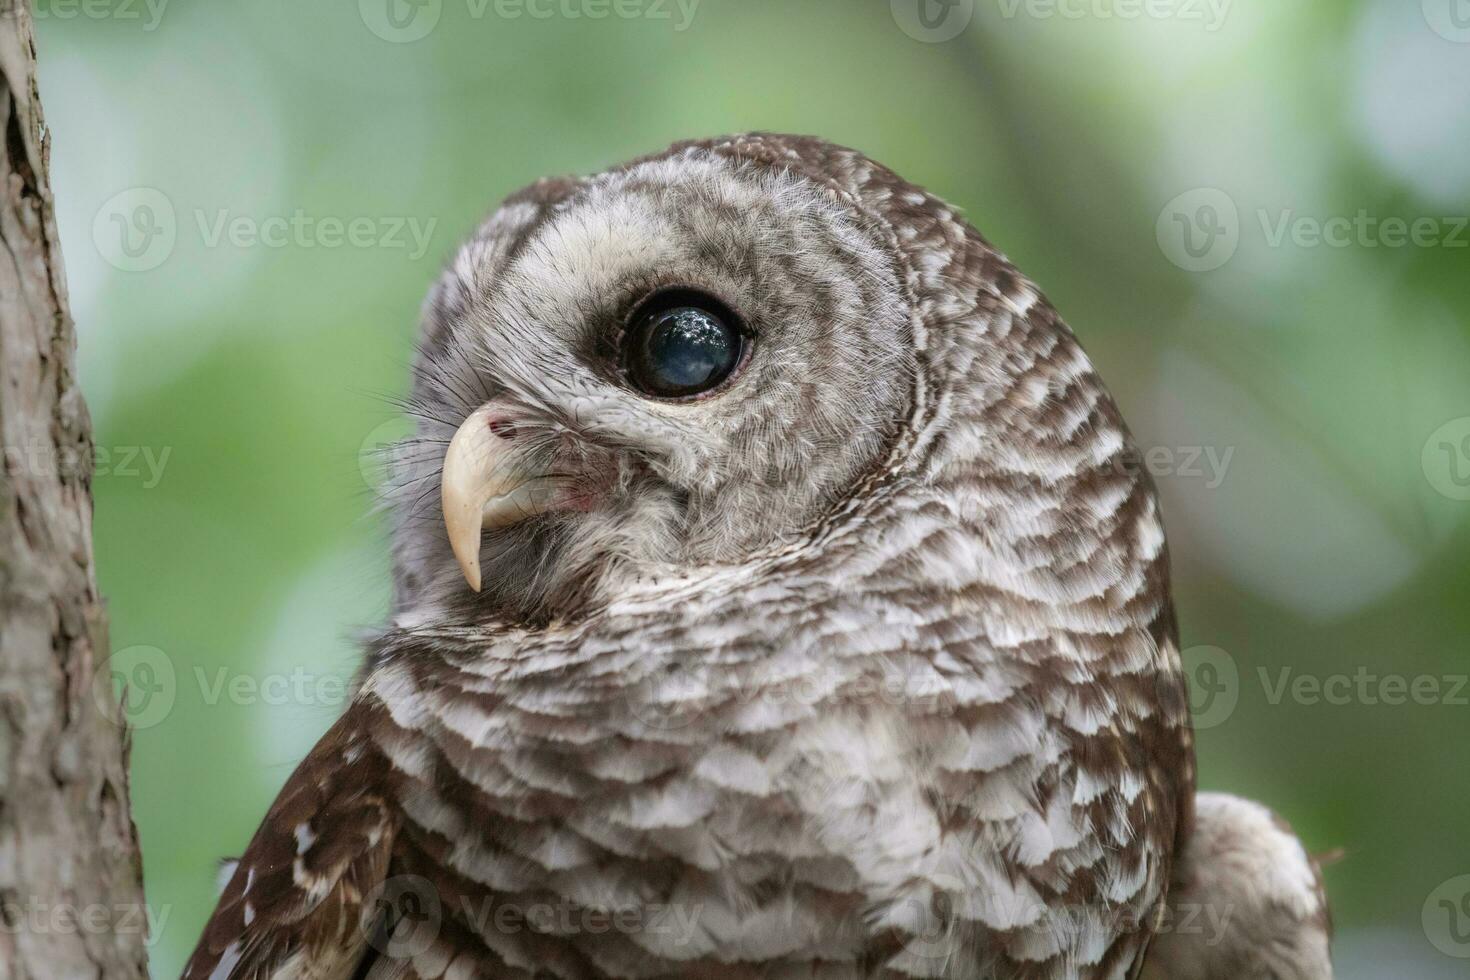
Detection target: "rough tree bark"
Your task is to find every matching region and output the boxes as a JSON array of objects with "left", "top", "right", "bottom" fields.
[{"left": 0, "top": 4, "right": 150, "bottom": 977}]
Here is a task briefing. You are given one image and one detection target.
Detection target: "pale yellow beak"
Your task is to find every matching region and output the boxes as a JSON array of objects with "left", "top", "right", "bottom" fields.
[{"left": 441, "top": 404, "right": 556, "bottom": 591}]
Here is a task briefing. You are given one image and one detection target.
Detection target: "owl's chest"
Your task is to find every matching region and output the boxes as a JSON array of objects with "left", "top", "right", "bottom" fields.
[
  {"left": 402, "top": 690, "right": 1067, "bottom": 974},
  {"left": 383, "top": 584, "right": 1172, "bottom": 977},
  {"left": 377, "top": 613, "right": 1175, "bottom": 980}
]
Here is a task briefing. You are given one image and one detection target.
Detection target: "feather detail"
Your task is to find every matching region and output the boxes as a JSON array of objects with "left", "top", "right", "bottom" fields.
[{"left": 182, "top": 702, "right": 399, "bottom": 980}]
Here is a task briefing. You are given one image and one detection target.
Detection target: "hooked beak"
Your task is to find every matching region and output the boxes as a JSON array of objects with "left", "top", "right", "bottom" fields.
[{"left": 441, "top": 403, "right": 556, "bottom": 592}]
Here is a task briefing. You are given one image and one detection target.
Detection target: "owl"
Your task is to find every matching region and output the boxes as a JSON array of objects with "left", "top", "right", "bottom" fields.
[{"left": 182, "top": 134, "right": 1332, "bottom": 979}]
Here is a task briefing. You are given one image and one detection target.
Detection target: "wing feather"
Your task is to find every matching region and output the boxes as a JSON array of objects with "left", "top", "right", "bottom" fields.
[{"left": 182, "top": 702, "right": 399, "bottom": 980}]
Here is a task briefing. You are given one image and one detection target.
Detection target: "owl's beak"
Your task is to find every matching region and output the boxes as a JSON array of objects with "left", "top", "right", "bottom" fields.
[{"left": 441, "top": 404, "right": 556, "bottom": 592}]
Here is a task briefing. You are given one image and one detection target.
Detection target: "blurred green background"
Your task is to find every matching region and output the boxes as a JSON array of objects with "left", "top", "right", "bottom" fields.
[{"left": 30, "top": 0, "right": 1470, "bottom": 975}]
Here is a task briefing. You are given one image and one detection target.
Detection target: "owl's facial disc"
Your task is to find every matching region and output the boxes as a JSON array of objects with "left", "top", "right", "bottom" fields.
[{"left": 398, "top": 150, "right": 916, "bottom": 620}]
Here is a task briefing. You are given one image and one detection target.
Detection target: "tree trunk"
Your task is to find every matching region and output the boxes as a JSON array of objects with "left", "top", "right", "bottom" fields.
[{"left": 0, "top": 3, "right": 149, "bottom": 977}]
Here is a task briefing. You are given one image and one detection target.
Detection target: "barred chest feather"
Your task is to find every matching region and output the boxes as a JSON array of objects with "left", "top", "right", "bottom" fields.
[{"left": 351, "top": 499, "right": 1185, "bottom": 979}]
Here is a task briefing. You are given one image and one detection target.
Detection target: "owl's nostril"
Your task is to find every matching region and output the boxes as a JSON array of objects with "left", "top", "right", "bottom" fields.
[{"left": 486, "top": 417, "right": 517, "bottom": 441}]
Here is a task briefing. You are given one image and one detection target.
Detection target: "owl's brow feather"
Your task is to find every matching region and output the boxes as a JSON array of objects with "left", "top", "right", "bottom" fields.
[
  {"left": 465, "top": 302, "right": 581, "bottom": 404},
  {"left": 413, "top": 343, "right": 485, "bottom": 418},
  {"left": 381, "top": 397, "right": 463, "bottom": 431},
  {"left": 435, "top": 328, "right": 497, "bottom": 404},
  {"left": 408, "top": 334, "right": 488, "bottom": 417}
]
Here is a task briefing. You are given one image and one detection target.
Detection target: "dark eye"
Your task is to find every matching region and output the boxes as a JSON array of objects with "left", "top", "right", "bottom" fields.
[{"left": 624, "top": 292, "right": 745, "bottom": 399}]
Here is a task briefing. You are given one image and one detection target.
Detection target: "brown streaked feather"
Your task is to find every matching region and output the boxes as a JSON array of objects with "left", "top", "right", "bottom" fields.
[{"left": 182, "top": 703, "right": 399, "bottom": 980}]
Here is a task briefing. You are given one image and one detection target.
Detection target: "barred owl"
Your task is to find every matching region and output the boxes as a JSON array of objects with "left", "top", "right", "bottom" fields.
[{"left": 183, "top": 134, "right": 1332, "bottom": 979}]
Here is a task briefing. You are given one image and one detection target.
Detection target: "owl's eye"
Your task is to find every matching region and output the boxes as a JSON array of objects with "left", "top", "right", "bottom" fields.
[{"left": 624, "top": 292, "right": 745, "bottom": 399}]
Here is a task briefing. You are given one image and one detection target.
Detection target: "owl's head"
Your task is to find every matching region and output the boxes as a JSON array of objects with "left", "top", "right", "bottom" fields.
[{"left": 388, "top": 137, "right": 921, "bottom": 623}]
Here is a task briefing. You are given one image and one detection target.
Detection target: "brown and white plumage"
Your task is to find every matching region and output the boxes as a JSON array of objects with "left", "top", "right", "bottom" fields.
[
  {"left": 1140, "top": 793, "right": 1334, "bottom": 980},
  {"left": 184, "top": 134, "right": 1330, "bottom": 979}
]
